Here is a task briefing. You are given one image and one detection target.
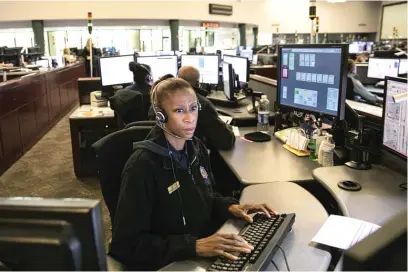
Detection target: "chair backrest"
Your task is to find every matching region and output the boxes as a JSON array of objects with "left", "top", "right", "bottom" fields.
[
  {"left": 124, "top": 120, "right": 156, "bottom": 129},
  {"left": 92, "top": 125, "right": 153, "bottom": 226},
  {"left": 346, "top": 77, "right": 356, "bottom": 100}
]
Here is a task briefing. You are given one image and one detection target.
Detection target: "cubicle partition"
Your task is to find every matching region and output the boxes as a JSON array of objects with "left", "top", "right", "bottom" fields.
[{"left": 0, "top": 62, "right": 85, "bottom": 175}]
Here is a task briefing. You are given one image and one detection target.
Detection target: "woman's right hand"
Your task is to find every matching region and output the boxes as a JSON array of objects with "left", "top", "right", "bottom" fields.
[{"left": 196, "top": 233, "right": 254, "bottom": 261}]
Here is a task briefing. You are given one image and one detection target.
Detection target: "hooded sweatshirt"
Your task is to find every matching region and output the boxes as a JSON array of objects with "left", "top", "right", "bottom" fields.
[{"left": 109, "top": 125, "right": 239, "bottom": 270}]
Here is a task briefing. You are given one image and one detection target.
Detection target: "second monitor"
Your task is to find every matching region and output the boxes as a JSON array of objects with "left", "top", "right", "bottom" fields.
[
  {"left": 180, "top": 55, "right": 219, "bottom": 84},
  {"left": 136, "top": 55, "right": 178, "bottom": 82},
  {"left": 223, "top": 55, "right": 249, "bottom": 83}
]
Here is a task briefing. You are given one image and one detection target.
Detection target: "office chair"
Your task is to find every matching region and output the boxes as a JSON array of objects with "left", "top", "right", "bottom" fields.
[
  {"left": 124, "top": 120, "right": 156, "bottom": 129},
  {"left": 347, "top": 77, "right": 358, "bottom": 101},
  {"left": 91, "top": 125, "right": 154, "bottom": 226}
]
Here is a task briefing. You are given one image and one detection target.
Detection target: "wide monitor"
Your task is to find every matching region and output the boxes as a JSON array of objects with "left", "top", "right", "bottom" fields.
[
  {"left": 156, "top": 51, "right": 175, "bottom": 56},
  {"left": 222, "top": 62, "right": 234, "bottom": 100},
  {"left": 180, "top": 55, "right": 219, "bottom": 84},
  {"left": 240, "top": 49, "right": 253, "bottom": 61},
  {"left": 99, "top": 55, "right": 134, "bottom": 87},
  {"left": 0, "top": 197, "right": 107, "bottom": 270},
  {"left": 137, "top": 51, "right": 156, "bottom": 57},
  {"left": 277, "top": 44, "right": 349, "bottom": 119},
  {"left": 0, "top": 219, "right": 82, "bottom": 270},
  {"left": 367, "top": 58, "right": 400, "bottom": 79},
  {"left": 398, "top": 59, "right": 408, "bottom": 74},
  {"left": 382, "top": 76, "right": 407, "bottom": 160},
  {"left": 223, "top": 55, "right": 249, "bottom": 83},
  {"left": 137, "top": 55, "right": 178, "bottom": 81},
  {"left": 349, "top": 43, "right": 360, "bottom": 54},
  {"left": 222, "top": 49, "right": 236, "bottom": 59}
]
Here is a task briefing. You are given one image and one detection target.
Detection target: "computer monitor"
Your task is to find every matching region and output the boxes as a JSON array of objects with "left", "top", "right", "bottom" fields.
[
  {"left": 222, "top": 62, "right": 234, "bottom": 100},
  {"left": 349, "top": 43, "right": 360, "bottom": 54},
  {"left": 240, "top": 49, "right": 253, "bottom": 61},
  {"left": 367, "top": 58, "right": 400, "bottom": 79},
  {"left": 222, "top": 49, "right": 236, "bottom": 59},
  {"left": 382, "top": 76, "right": 407, "bottom": 160},
  {"left": 366, "top": 42, "right": 374, "bottom": 53},
  {"left": 343, "top": 211, "right": 407, "bottom": 271},
  {"left": 252, "top": 54, "right": 259, "bottom": 65},
  {"left": 0, "top": 219, "right": 82, "bottom": 270},
  {"left": 137, "top": 51, "right": 156, "bottom": 57},
  {"left": 99, "top": 55, "right": 135, "bottom": 87},
  {"left": 136, "top": 55, "right": 178, "bottom": 82},
  {"left": 223, "top": 55, "right": 249, "bottom": 83},
  {"left": 277, "top": 44, "right": 349, "bottom": 119},
  {"left": 398, "top": 59, "right": 408, "bottom": 75},
  {"left": 180, "top": 55, "right": 219, "bottom": 84},
  {"left": 0, "top": 197, "right": 107, "bottom": 270},
  {"left": 156, "top": 51, "right": 175, "bottom": 56}
]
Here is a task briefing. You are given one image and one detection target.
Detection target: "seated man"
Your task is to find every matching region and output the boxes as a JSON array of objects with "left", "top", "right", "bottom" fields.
[{"left": 347, "top": 59, "right": 383, "bottom": 105}]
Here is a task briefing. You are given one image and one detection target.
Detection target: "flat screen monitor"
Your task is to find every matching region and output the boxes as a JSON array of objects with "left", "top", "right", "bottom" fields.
[
  {"left": 156, "top": 51, "right": 174, "bottom": 56},
  {"left": 240, "top": 49, "right": 253, "bottom": 61},
  {"left": 99, "top": 55, "right": 134, "bottom": 86},
  {"left": 366, "top": 42, "right": 374, "bottom": 53},
  {"left": 180, "top": 55, "right": 219, "bottom": 84},
  {"left": 367, "top": 58, "right": 400, "bottom": 79},
  {"left": 398, "top": 59, "right": 408, "bottom": 74},
  {"left": 223, "top": 55, "right": 249, "bottom": 83},
  {"left": 252, "top": 54, "right": 259, "bottom": 65},
  {"left": 137, "top": 51, "right": 156, "bottom": 57},
  {"left": 277, "top": 44, "right": 349, "bottom": 119},
  {"left": 222, "top": 49, "right": 236, "bottom": 59},
  {"left": 0, "top": 197, "right": 107, "bottom": 271},
  {"left": 222, "top": 62, "right": 234, "bottom": 100},
  {"left": 382, "top": 77, "right": 407, "bottom": 160},
  {"left": 349, "top": 43, "right": 360, "bottom": 54},
  {"left": 137, "top": 55, "right": 178, "bottom": 82}
]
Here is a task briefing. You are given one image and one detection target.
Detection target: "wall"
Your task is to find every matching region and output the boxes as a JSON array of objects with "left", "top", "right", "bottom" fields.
[{"left": 0, "top": 1, "right": 382, "bottom": 34}]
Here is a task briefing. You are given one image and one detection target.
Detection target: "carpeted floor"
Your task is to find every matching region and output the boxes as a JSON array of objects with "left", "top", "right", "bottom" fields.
[{"left": 0, "top": 112, "right": 112, "bottom": 249}]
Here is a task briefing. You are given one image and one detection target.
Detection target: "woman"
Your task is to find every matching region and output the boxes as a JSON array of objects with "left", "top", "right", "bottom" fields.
[
  {"left": 110, "top": 78, "right": 276, "bottom": 270},
  {"left": 347, "top": 59, "right": 383, "bottom": 105},
  {"left": 81, "top": 38, "right": 101, "bottom": 77}
]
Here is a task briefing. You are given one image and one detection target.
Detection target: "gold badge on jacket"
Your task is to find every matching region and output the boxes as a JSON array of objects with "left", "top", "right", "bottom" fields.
[{"left": 168, "top": 181, "right": 180, "bottom": 194}]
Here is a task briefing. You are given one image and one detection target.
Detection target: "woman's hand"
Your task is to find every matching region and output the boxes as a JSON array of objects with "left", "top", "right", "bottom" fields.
[
  {"left": 196, "top": 233, "right": 254, "bottom": 261},
  {"left": 228, "top": 203, "right": 278, "bottom": 223}
]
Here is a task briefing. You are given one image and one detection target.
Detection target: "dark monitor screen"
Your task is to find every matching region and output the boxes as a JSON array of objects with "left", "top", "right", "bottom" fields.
[
  {"left": 382, "top": 76, "right": 407, "bottom": 160},
  {"left": 0, "top": 197, "right": 107, "bottom": 271},
  {"left": 277, "top": 44, "right": 348, "bottom": 119}
]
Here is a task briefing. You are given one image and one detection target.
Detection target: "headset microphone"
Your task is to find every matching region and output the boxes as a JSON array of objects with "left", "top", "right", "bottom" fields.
[{"left": 156, "top": 122, "right": 193, "bottom": 141}]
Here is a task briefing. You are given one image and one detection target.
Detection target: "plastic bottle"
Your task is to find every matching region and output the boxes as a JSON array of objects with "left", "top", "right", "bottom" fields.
[
  {"left": 257, "top": 95, "right": 270, "bottom": 133},
  {"left": 319, "top": 134, "right": 335, "bottom": 167},
  {"left": 309, "top": 135, "right": 318, "bottom": 161}
]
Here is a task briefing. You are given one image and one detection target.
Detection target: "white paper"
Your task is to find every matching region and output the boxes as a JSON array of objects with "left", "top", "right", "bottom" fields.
[
  {"left": 312, "top": 215, "right": 381, "bottom": 250},
  {"left": 219, "top": 115, "right": 232, "bottom": 124},
  {"left": 232, "top": 126, "right": 240, "bottom": 136}
]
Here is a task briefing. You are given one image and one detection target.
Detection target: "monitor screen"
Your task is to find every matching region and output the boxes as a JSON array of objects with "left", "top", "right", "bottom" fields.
[
  {"left": 222, "top": 49, "right": 236, "bottom": 59},
  {"left": 278, "top": 45, "right": 348, "bottom": 118},
  {"left": 137, "top": 51, "right": 156, "bottom": 57},
  {"left": 240, "top": 49, "right": 253, "bottom": 61},
  {"left": 137, "top": 56, "right": 178, "bottom": 82},
  {"left": 349, "top": 43, "right": 360, "bottom": 54},
  {"left": 180, "top": 55, "right": 219, "bottom": 84},
  {"left": 223, "top": 55, "right": 248, "bottom": 83},
  {"left": 100, "top": 55, "right": 134, "bottom": 86},
  {"left": 367, "top": 58, "right": 400, "bottom": 79},
  {"left": 156, "top": 51, "right": 174, "bottom": 56},
  {"left": 382, "top": 77, "right": 407, "bottom": 159},
  {"left": 222, "top": 62, "right": 233, "bottom": 100},
  {"left": 252, "top": 54, "right": 259, "bottom": 65},
  {"left": 398, "top": 59, "right": 408, "bottom": 74}
]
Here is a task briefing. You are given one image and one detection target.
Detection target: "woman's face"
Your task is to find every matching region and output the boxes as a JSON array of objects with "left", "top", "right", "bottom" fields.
[{"left": 161, "top": 89, "right": 199, "bottom": 139}]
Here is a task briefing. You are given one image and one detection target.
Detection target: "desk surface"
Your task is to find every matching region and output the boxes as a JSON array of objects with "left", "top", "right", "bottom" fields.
[
  {"left": 219, "top": 127, "right": 318, "bottom": 185},
  {"left": 215, "top": 97, "right": 256, "bottom": 121},
  {"left": 313, "top": 165, "right": 407, "bottom": 225},
  {"left": 161, "top": 182, "right": 331, "bottom": 271},
  {"left": 69, "top": 105, "right": 114, "bottom": 119},
  {"left": 346, "top": 99, "right": 383, "bottom": 118},
  {"left": 249, "top": 74, "right": 277, "bottom": 86}
]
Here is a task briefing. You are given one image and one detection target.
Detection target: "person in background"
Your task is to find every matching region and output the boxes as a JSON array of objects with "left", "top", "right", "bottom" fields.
[
  {"left": 356, "top": 52, "right": 369, "bottom": 63},
  {"left": 110, "top": 77, "right": 276, "bottom": 270},
  {"left": 127, "top": 61, "right": 153, "bottom": 119},
  {"left": 63, "top": 48, "right": 76, "bottom": 65},
  {"left": 81, "top": 38, "right": 102, "bottom": 77},
  {"left": 347, "top": 59, "right": 383, "bottom": 105}
]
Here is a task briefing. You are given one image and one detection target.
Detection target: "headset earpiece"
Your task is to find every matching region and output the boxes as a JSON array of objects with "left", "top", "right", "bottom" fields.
[
  {"left": 155, "top": 109, "right": 168, "bottom": 124},
  {"left": 197, "top": 102, "right": 202, "bottom": 111}
]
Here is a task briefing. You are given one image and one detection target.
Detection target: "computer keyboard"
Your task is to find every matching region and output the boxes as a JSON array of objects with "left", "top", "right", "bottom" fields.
[{"left": 207, "top": 213, "right": 295, "bottom": 271}]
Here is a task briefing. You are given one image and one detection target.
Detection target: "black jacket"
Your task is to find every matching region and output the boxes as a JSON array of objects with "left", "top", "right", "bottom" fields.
[
  {"left": 109, "top": 89, "right": 144, "bottom": 124},
  {"left": 128, "top": 82, "right": 152, "bottom": 120},
  {"left": 109, "top": 126, "right": 239, "bottom": 270},
  {"left": 149, "top": 89, "right": 236, "bottom": 150}
]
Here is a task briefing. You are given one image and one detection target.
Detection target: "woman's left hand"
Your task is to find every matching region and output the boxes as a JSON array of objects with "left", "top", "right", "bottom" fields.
[{"left": 228, "top": 203, "right": 278, "bottom": 223}]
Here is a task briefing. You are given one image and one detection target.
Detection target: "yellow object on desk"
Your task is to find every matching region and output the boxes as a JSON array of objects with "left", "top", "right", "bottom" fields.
[{"left": 283, "top": 144, "right": 310, "bottom": 157}]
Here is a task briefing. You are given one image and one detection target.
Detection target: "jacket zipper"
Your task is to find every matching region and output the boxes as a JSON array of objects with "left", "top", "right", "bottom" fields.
[{"left": 188, "top": 156, "right": 207, "bottom": 208}]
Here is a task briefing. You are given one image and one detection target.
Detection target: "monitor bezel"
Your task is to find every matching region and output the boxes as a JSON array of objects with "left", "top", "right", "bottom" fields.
[
  {"left": 276, "top": 43, "right": 349, "bottom": 120},
  {"left": 180, "top": 54, "right": 220, "bottom": 85},
  {"left": 99, "top": 54, "right": 136, "bottom": 87},
  {"left": 367, "top": 57, "right": 401, "bottom": 79},
  {"left": 222, "top": 62, "right": 234, "bottom": 101},
  {"left": 381, "top": 76, "right": 408, "bottom": 161},
  {"left": 136, "top": 55, "right": 179, "bottom": 81},
  {"left": 223, "top": 54, "right": 250, "bottom": 83}
]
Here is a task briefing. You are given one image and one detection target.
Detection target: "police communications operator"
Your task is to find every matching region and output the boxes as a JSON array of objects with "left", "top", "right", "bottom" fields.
[{"left": 110, "top": 78, "right": 276, "bottom": 270}]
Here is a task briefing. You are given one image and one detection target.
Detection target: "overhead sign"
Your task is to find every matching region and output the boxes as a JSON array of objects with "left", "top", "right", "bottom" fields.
[
  {"left": 209, "top": 3, "right": 233, "bottom": 16},
  {"left": 202, "top": 22, "right": 220, "bottom": 28}
]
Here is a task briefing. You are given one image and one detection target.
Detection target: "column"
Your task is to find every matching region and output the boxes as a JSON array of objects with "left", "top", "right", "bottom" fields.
[
  {"left": 32, "top": 20, "right": 45, "bottom": 53},
  {"left": 238, "top": 23, "right": 246, "bottom": 47},
  {"left": 169, "top": 20, "right": 179, "bottom": 51},
  {"left": 253, "top": 27, "right": 259, "bottom": 48}
]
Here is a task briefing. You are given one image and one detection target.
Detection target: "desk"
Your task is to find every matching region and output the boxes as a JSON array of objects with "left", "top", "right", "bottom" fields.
[
  {"left": 346, "top": 99, "right": 383, "bottom": 118},
  {"left": 215, "top": 98, "right": 259, "bottom": 127},
  {"left": 219, "top": 127, "right": 318, "bottom": 185},
  {"left": 161, "top": 182, "right": 331, "bottom": 271},
  {"left": 313, "top": 165, "right": 407, "bottom": 225},
  {"left": 69, "top": 105, "right": 118, "bottom": 177},
  {"left": 365, "top": 85, "right": 384, "bottom": 95}
]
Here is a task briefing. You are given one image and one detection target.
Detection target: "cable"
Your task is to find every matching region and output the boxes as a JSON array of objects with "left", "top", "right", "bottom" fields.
[
  {"left": 271, "top": 260, "right": 280, "bottom": 271},
  {"left": 399, "top": 183, "right": 407, "bottom": 191},
  {"left": 276, "top": 245, "right": 290, "bottom": 271}
]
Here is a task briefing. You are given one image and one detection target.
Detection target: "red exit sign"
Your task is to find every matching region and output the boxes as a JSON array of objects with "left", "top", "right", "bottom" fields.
[{"left": 202, "top": 22, "right": 220, "bottom": 28}]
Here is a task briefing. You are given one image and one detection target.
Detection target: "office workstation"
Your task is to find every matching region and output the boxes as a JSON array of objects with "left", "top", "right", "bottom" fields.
[{"left": 0, "top": 0, "right": 407, "bottom": 271}]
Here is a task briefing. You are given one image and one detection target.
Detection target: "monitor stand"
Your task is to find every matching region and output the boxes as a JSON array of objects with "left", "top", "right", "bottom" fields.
[{"left": 207, "top": 91, "right": 246, "bottom": 107}]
